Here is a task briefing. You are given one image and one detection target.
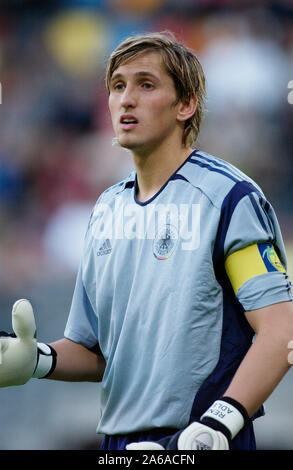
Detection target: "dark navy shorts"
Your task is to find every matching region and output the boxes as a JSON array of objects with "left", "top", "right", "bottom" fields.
[{"left": 99, "top": 420, "right": 256, "bottom": 450}]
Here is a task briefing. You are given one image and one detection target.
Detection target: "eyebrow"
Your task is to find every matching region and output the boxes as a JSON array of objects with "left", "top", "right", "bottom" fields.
[{"left": 110, "top": 71, "right": 160, "bottom": 84}]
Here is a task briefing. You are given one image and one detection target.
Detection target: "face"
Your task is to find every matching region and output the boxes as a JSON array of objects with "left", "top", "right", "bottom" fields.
[{"left": 108, "top": 51, "right": 185, "bottom": 156}]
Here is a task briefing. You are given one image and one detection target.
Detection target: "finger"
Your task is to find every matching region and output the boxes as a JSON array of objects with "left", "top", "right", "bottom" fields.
[{"left": 12, "top": 299, "right": 36, "bottom": 340}]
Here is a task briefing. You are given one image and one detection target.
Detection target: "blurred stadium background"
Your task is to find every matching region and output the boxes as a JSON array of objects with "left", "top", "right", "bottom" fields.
[{"left": 0, "top": 0, "right": 292, "bottom": 450}]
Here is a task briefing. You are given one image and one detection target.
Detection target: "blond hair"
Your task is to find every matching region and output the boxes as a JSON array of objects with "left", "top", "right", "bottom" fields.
[{"left": 106, "top": 31, "right": 206, "bottom": 148}]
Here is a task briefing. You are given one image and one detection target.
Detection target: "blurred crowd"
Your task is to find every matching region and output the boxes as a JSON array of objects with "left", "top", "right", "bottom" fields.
[{"left": 0, "top": 0, "right": 292, "bottom": 296}]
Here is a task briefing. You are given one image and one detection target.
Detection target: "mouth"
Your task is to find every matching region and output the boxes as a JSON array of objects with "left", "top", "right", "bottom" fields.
[{"left": 119, "top": 114, "right": 139, "bottom": 130}]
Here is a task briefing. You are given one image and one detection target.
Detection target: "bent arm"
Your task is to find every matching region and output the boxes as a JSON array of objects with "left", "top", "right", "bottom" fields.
[
  {"left": 46, "top": 338, "right": 106, "bottom": 383},
  {"left": 224, "top": 300, "right": 293, "bottom": 417}
]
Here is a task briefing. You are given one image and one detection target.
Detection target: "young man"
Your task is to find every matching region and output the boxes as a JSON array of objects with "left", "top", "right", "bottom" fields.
[{"left": 1, "top": 32, "right": 293, "bottom": 451}]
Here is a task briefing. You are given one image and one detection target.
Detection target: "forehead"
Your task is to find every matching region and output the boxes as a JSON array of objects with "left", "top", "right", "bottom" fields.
[{"left": 111, "top": 51, "right": 169, "bottom": 80}]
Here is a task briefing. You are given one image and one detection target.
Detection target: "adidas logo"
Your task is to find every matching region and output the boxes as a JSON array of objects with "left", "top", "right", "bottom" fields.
[
  {"left": 195, "top": 439, "right": 211, "bottom": 450},
  {"left": 97, "top": 239, "right": 112, "bottom": 256}
]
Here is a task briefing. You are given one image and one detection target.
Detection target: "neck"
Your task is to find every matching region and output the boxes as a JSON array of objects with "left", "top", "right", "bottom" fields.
[{"left": 132, "top": 142, "right": 192, "bottom": 203}]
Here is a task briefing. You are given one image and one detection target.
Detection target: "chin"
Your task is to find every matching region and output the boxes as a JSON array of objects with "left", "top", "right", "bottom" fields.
[{"left": 118, "top": 137, "right": 141, "bottom": 151}]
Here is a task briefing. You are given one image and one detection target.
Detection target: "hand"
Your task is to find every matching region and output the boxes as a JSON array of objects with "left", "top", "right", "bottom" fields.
[
  {"left": 125, "top": 423, "right": 229, "bottom": 451},
  {"left": 0, "top": 299, "right": 37, "bottom": 387},
  {"left": 0, "top": 299, "right": 57, "bottom": 387},
  {"left": 177, "top": 421, "right": 229, "bottom": 450},
  {"left": 126, "top": 397, "right": 248, "bottom": 451}
]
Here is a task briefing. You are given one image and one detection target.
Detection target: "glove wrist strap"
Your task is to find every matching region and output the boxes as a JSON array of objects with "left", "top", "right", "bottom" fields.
[
  {"left": 32, "top": 343, "right": 57, "bottom": 379},
  {"left": 200, "top": 396, "right": 249, "bottom": 440}
]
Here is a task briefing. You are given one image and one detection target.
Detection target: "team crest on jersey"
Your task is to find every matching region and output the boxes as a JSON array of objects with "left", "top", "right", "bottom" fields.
[{"left": 153, "top": 224, "right": 178, "bottom": 260}]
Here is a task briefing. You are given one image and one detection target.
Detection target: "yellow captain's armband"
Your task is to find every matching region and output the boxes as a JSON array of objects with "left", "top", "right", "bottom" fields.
[{"left": 225, "top": 243, "right": 286, "bottom": 294}]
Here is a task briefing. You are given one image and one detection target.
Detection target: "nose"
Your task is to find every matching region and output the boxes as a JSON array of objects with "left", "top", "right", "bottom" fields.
[{"left": 120, "top": 84, "right": 137, "bottom": 109}]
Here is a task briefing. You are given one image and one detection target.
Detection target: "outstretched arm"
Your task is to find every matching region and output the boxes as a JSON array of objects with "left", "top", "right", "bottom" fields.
[
  {"left": 0, "top": 300, "right": 105, "bottom": 387},
  {"left": 47, "top": 337, "right": 105, "bottom": 383}
]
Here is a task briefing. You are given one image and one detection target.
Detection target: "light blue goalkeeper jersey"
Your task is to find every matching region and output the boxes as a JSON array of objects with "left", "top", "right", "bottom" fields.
[{"left": 64, "top": 149, "right": 292, "bottom": 436}]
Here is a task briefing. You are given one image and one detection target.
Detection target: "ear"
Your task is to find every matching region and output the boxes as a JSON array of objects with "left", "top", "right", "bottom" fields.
[{"left": 176, "top": 94, "right": 198, "bottom": 123}]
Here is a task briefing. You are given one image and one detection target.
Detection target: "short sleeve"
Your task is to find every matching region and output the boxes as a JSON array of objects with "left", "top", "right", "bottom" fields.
[
  {"left": 64, "top": 264, "right": 99, "bottom": 349},
  {"left": 218, "top": 182, "right": 292, "bottom": 310}
]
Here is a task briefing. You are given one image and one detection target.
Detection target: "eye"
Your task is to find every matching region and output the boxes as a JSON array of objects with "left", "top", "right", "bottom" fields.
[
  {"left": 112, "top": 82, "right": 125, "bottom": 91},
  {"left": 141, "top": 82, "right": 154, "bottom": 90}
]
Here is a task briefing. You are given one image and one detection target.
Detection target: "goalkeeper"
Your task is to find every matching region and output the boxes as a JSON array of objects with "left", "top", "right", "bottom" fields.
[{"left": 1, "top": 31, "right": 293, "bottom": 451}]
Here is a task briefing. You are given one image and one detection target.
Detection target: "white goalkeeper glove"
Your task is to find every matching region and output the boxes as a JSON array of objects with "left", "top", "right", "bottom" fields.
[
  {"left": 0, "top": 299, "right": 57, "bottom": 387},
  {"left": 126, "top": 397, "right": 249, "bottom": 451}
]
